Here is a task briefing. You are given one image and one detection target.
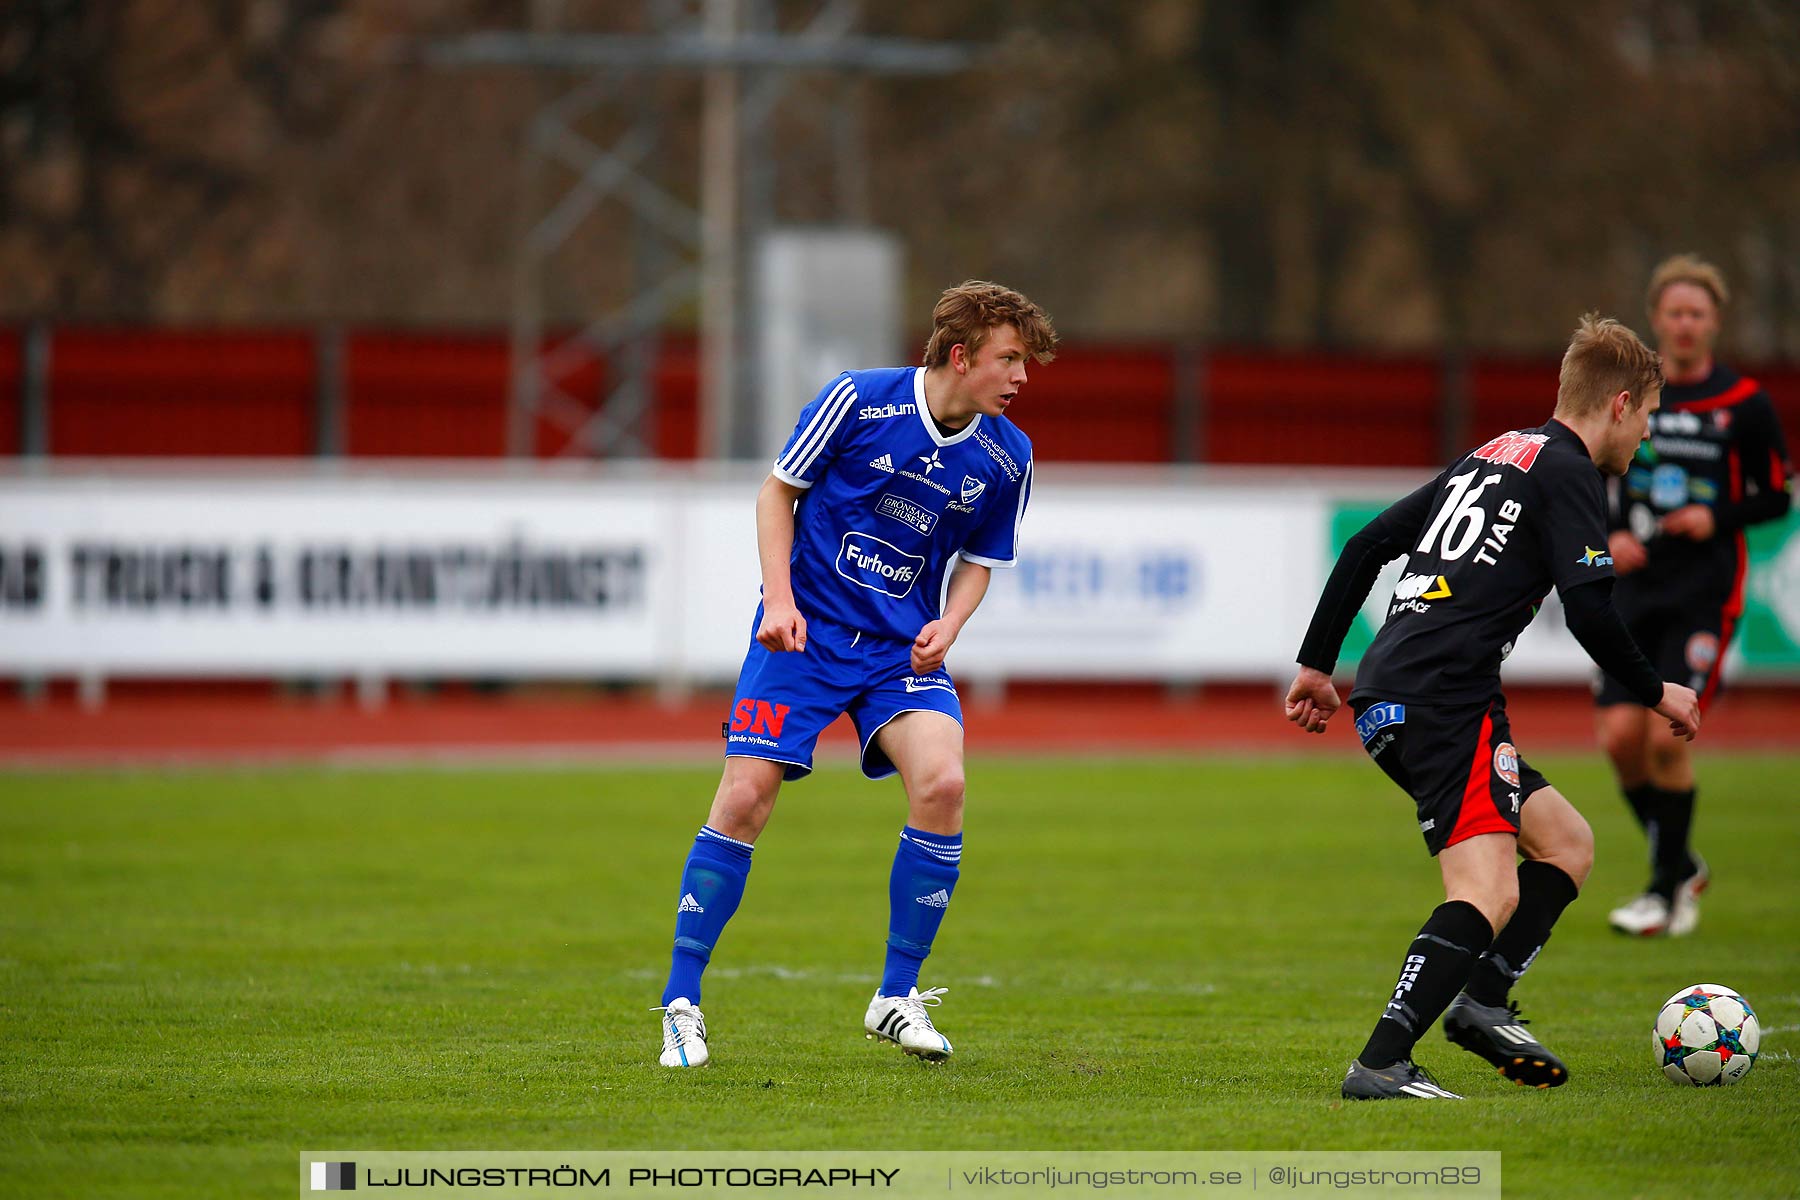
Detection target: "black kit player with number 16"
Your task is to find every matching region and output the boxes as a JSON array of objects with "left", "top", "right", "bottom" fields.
[{"left": 1283, "top": 315, "right": 1703, "bottom": 1101}]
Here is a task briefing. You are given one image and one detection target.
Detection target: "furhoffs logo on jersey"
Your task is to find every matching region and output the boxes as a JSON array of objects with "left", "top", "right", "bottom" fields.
[
  {"left": 731, "top": 698, "right": 790, "bottom": 737},
  {"left": 1576, "top": 546, "right": 1613, "bottom": 567},
  {"left": 1493, "top": 742, "right": 1521, "bottom": 787},
  {"left": 1471, "top": 431, "right": 1549, "bottom": 472},
  {"left": 835, "top": 532, "right": 925, "bottom": 599}
]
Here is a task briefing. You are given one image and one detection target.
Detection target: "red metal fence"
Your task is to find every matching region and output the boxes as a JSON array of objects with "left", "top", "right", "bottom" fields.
[{"left": 10, "top": 326, "right": 1799, "bottom": 465}]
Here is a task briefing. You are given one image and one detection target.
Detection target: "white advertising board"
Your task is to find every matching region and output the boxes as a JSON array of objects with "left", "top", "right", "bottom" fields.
[
  {"left": 0, "top": 474, "right": 670, "bottom": 677},
  {"left": 4, "top": 464, "right": 1762, "bottom": 685}
]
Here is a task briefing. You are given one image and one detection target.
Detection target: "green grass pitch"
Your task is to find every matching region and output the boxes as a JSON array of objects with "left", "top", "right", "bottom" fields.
[{"left": 3, "top": 753, "right": 1797, "bottom": 1198}]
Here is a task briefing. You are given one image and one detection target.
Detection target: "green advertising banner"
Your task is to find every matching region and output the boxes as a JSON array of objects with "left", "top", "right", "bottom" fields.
[
  {"left": 1740, "top": 511, "right": 1800, "bottom": 673},
  {"left": 1326, "top": 501, "right": 1399, "bottom": 669},
  {"left": 1328, "top": 503, "right": 1800, "bottom": 678}
]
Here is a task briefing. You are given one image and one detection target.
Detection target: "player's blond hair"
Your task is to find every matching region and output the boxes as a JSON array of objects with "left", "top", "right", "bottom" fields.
[
  {"left": 1554, "top": 313, "right": 1664, "bottom": 418},
  {"left": 1646, "top": 253, "right": 1730, "bottom": 316},
  {"left": 922, "top": 281, "right": 1059, "bottom": 368}
]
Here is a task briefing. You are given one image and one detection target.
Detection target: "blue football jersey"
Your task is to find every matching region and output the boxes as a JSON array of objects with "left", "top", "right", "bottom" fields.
[{"left": 771, "top": 366, "right": 1034, "bottom": 643}]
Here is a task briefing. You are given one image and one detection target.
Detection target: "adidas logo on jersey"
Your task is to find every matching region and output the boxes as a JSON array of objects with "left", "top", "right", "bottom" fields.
[
  {"left": 678, "top": 893, "right": 705, "bottom": 914},
  {"left": 870, "top": 454, "right": 895, "bottom": 472},
  {"left": 915, "top": 889, "right": 951, "bottom": 908}
]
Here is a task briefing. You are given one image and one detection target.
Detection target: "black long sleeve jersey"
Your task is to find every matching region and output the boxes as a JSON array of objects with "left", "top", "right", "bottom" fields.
[
  {"left": 1299, "top": 419, "right": 1662, "bottom": 708},
  {"left": 1611, "top": 363, "right": 1793, "bottom": 607}
]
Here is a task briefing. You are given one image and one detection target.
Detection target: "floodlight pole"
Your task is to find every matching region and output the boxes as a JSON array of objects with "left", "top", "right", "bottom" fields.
[
  {"left": 699, "top": 0, "right": 740, "bottom": 460},
  {"left": 423, "top": 3, "right": 974, "bottom": 460}
]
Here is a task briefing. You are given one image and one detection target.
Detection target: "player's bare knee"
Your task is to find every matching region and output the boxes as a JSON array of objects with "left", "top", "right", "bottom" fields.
[
  {"left": 909, "top": 766, "right": 965, "bottom": 828},
  {"left": 1646, "top": 729, "right": 1688, "bottom": 773},
  {"left": 1561, "top": 815, "right": 1596, "bottom": 885},
  {"left": 1597, "top": 712, "right": 1645, "bottom": 773},
  {"left": 709, "top": 771, "right": 778, "bottom": 841}
]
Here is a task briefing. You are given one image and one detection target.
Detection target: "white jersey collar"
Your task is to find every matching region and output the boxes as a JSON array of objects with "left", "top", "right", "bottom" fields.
[{"left": 913, "top": 366, "right": 982, "bottom": 448}]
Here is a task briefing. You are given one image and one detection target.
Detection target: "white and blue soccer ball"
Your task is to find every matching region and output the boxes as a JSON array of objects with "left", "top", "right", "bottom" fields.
[{"left": 1654, "top": 983, "right": 1760, "bottom": 1086}]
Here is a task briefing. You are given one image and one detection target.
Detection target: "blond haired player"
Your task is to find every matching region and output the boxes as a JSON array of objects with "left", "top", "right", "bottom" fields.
[
  {"left": 1596, "top": 255, "right": 1793, "bottom": 937},
  {"left": 1286, "top": 315, "right": 1701, "bottom": 1099},
  {"left": 654, "top": 282, "right": 1057, "bottom": 1068}
]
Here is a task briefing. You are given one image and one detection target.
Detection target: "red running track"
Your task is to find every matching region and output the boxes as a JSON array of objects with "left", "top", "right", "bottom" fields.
[{"left": 3, "top": 683, "right": 1794, "bottom": 769}]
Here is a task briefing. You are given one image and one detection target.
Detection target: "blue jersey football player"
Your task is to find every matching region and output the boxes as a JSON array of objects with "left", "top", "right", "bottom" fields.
[{"left": 656, "top": 281, "right": 1059, "bottom": 1067}]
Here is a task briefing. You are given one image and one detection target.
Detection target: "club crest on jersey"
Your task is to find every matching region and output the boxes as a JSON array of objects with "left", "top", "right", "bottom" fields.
[
  {"left": 1685, "top": 631, "right": 1720, "bottom": 673},
  {"left": 1471, "top": 431, "right": 1549, "bottom": 472},
  {"left": 1493, "top": 741, "right": 1521, "bottom": 787},
  {"left": 960, "top": 475, "right": 986, "bottom": 504}
]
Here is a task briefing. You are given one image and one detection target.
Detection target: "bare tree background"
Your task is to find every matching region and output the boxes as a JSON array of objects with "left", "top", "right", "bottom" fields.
[{"left": 3, "top": 0, "right": 1797, "bottom": 355}]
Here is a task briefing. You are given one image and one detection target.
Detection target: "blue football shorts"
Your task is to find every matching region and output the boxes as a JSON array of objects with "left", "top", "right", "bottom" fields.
[{"left": 723, "top": 604, "right": 964, "bottom": 781}]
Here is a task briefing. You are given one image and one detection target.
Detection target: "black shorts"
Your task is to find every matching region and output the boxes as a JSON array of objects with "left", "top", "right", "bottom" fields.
[
  {"left": 1352, "top": 695, "right": 1551, "bottom": 856},
  {"left": 1594, "top": 587, "right": 1736, "bottom": 713}
]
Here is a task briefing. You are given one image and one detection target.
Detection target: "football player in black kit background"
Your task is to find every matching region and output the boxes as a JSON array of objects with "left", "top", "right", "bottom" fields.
[
  {"left": 1598, "top": 256, "right": 1793, "bottom": 939},
  {"left": 1284, "top": 315, "right": 1702, "bottom": 1100}
]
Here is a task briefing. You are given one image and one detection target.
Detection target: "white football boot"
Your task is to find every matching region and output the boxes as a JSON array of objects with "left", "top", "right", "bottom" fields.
[
  {"left": 1611, "top": 856, "right": 1709, "bottom": 938},
  {"left": 864, "top": 986, "right": 954, "bottom": 1062},
  {"left": 1608, "top": 893, "right": 1671, "bottom": 937},
  {"left": 1668, "top": 856, "right": 1709, "bottom": 938},
  {"left": 655, "top": 998, "right": 710, "bottom": 1068}
]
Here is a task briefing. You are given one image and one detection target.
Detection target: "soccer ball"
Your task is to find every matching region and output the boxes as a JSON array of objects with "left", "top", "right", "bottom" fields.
[{"left": 1654, "top": 983, "right": 1760, "bottom": 1086}]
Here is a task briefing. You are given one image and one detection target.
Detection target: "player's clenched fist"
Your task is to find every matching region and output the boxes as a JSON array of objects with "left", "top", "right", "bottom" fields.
[
  {"left": 910, "top": 620, "right": 957, "bottom": 676},
  {"left": 1284, "top": 666, "right": 1341, "bottom": 734},
  {"left": 757, "top": 601, "right": 808, "bottom": 652}
]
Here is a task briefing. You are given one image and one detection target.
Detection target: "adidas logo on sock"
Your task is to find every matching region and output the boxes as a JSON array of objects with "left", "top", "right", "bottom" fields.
[
  {"left": 870, "top": 453, "right": 895, "bottom": 472},
  {"left": 677, "top": 893, "right": 705, "bottom": 914},
  {"left": 915, "top": 889, "right": 950, "bottom": 908}
]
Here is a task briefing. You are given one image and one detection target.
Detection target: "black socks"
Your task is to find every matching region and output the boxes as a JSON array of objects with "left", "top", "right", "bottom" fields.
[
  {"left": 1462, "top": 861, "right": 1580, "bottom": 1006},
  {"left": 1359, "top": 900, "right": 1495, "bottom": 1070},
  {"left": 1648, "top": 787, "right": 1698, "bottom": 901}
]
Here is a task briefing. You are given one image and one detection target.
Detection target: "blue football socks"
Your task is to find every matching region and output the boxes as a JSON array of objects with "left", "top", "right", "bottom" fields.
[
  {"left": 662, "top": 826, "right": 754, "bottom": 1006},
  {"left": 880, "top": 826, "right": 962, "bottom": 997}
]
